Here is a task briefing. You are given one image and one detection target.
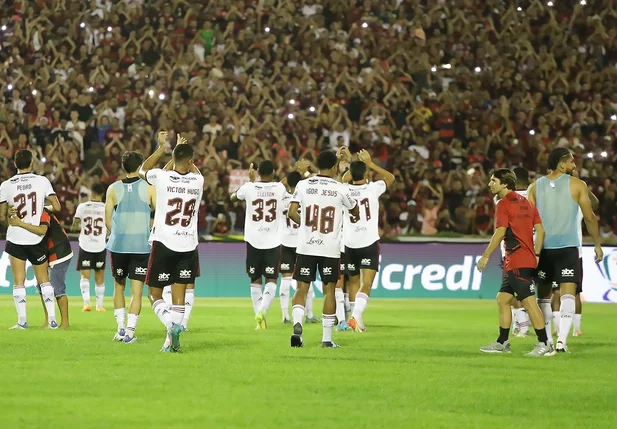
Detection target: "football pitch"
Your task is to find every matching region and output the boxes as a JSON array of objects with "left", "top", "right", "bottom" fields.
[{"left": 0, "top": 297, "right": 615, "bottom": 429}]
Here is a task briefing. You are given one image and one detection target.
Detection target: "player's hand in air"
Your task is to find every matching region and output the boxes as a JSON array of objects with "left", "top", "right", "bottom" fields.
[
  {"left": 358, "top": 149, "right": 372, "bottom": 165},
  {"left": 177, "top": 134, "right": 188, "bottom": 145},
  {"left": 594, "top": 245, "right": 604, "bottom": 263},
  {"left": 337, "top": 146, "right": 351, "bottom": 163},
  {"left": 295, "top": 159, "right": 311, "bottom": 175},
  {"left": 248, "top": 163, "right": 256, "bottom": 183},
  {"left": 476, "top": 255, "right": 489, "bottom": 272},
  {"left": 157, "top": 131, "right": 168, "bottom": 148}
]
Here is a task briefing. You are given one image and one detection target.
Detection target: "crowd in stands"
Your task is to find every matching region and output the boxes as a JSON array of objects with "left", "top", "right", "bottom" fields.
[{"left": 1, "top": 0, "right": 617, "bottom": 243}]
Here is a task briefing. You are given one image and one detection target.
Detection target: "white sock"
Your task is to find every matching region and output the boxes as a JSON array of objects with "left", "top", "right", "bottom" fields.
[
  {"left": 573, "top": 313, "right": 582, "bottom": 333},
  {"left": 350, "top": 301, "right": 356, "bottom": 315},
  {"left": 515, "top": 308, "right": 530, "bottom": 334},
  {"left": 250, "top": 283, "right": 262, "bottom": 315},
  {"left": 80, "top": 278, "right": 91, "bottom": 305},
  {"left": 306, "top": 284, "right": 315, "bottom": 318},
  {"left": 13, "top": 286, "right": 27, "bottom": 325},
  {"left": 552, "top": 311, "right": 560, "bottom": 333},
  {"left": 170, "top": 305, "right": 185, "bottom": 326},
  {"left": 152, "top": 299, "right": 172, "bottom": 330},
  {"left": 114, "top": 308, "right": 126, "bottom": 330},
  {"left": 280, "top": 277, "right": 291, "bottom": 319},
  {"left": 181, "top": 289, "right": 195, "bottom": 328},
  {"left": 126, "top": 313, "right": 139, "bottom": 338},
  {"left": 335, "top": 288, "right": 345, "bottom": 324},
  {"left": 292, "top": 304, "right": 304, "bottom": 327},
  {"left": 558, "top": 294, "right": 575, "bottom": 345},
  {"left": 538, "top": 299, "right": 553, "bottom": 344},
  {"left": 40, "top": 283, "right": 57, "bottom": 324},
  {"left": 322, "top": 314, "right": 336, "bottom": 343},
  {"left": 162, "top": 285, "right": 172, "bottom": 306},
  {"left": 344, "top": 292, "right": 350, "bottom": 312},
  {"left": 95, "top": 284, "right": 105, "bottom": 308},
  {"left": 510, "top": 306, "right": 517, "bottom": 330},
  {"left": 352, "top": 292, "right": 369, "bottom": 328},
  {"left": 259, "top": 282, "right": 277, "bottom": 313}
]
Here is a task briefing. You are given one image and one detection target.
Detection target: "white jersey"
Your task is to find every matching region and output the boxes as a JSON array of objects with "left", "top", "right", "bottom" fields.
[
  {"left": 497, "top": 189, "right": 529, "bottom": 258},
  {"left": 145, "top": 169, "right": 204, "bottom": 252},
  {"left": 343, "top": 180, "right": 386, "bottom": 249},
  {"left": 280, "top": 192, "right": 300, "bottom": 248},
  {"left": 292, "top": 175, "right": 357, "bottom": 258},
  {"left": 0, "top": 173, "right": 56, "bottom": 245},
  {"left": 236, "top": 181, "right": 287, "bottom": 249},
  {"left": 75, "top": 201, "right": 107, "bottom": 252}
]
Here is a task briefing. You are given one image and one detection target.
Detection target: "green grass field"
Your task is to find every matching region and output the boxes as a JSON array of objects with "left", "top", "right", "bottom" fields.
[{"left": 0, "top": 296, "right": 616, "bottom": 429}]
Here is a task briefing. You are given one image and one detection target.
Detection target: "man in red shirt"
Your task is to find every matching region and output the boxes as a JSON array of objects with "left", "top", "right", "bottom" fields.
[{"left": 476, "top": 169, "right": 553, "bottom": 357}]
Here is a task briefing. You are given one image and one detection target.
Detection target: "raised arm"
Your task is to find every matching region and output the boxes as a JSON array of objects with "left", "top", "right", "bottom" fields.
[
  {"left": 139, "top": 131, "right": 168, "bottom": 180},
  {"left": 357, "top": 149, "right": 395, "bottom": 187}
]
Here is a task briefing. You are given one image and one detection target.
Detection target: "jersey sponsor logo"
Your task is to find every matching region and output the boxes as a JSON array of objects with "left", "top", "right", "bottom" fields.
[
  {"left": 158, "top": 273, "right": 170, "bottom": 281},
  {"left": 561, "top": 268, "right": 575, "bottom": 277},
  {"left": 322, "top": 267, "right": 333, "bottom": 275},
  {"left": 265, "top": 266, "right": 275, "bottom": 275},
  {"left": 116, "top": 268, "right": 124, "bottom": 276},
  {"left": 306, "top": 237, "right": 324, "bottom": 246},
  {"left": 537, "top": 270, "right": 546, "bottom": 279},
  {"left": 135, "top": 267, "right": 147, "bottom": 275},
  {"left": 82, "top": 260, "right": 91, "bottom": 268},
  {"left": 299, "top": 267, "right": 311, "bottom": 276},
  {"left": 96, "top": 261, "right": 104, "bottom": 268},
  {"left": 37, "top": 255, "right": 46, "bottom": 262},
  {"left": 249, "top": 267, "right": 255, "bottom": 274},
  {"left": 530, "top": 283, "right": 535, "bottom": 293},
  {"left": 340, "top": 263, "right": 345, "bottom": 271},
  {"left": 552, "top": 281, "right": 559, "bottom": 289},
  {"left": 348, "top": 263, "right": 356, "bottom": 271},
  {"left": 169, "top": 176, "right": 181, "bottom": 183},
  {"left": 179, "top": 269, "right": 192, "bottom": 279},
  {"left": 361, "top": 258, "right": 371, "bottom": 266},
  {"left": 281, "top": 263, "right": 290, "bottom": 271}
]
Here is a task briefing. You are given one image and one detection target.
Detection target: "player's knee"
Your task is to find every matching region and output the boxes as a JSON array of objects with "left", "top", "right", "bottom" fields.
[
  {"left": 496, "top": 293, "right": 512, "bottom": 307},
  {"left": 250, "top": 276, "right": 261, "bottom": 284}
]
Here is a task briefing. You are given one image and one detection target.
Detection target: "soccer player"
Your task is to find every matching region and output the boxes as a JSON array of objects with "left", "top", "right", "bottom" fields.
[
  {"left": 528, "top": 148, "right": 603, "bottom": 352},
  {"left": 231, "top": 160, "right": 287, "bottom": 330},
  {"left": 106, "top": 151, "right": 155, "bottom": 343},
  {"left": 140, "top": 132, "right": 203, "bottom": 352},
  {"left": 73, "top": 183, "right": 108, "bottom": 312},
  {"left": 478, "top": 169, "right": 552, "bottom": 356},
  {"left": 280, "top": 170, "right": 302, "bottom": 324},
  {"left": 342, "top": 150, "right": 395, "bottom": 333},
  {"left": 0, "top": 149, "right": 61, "bottom": 329},
  {"left": 287, "top": 150, "right": 358, "bottom": 348}
]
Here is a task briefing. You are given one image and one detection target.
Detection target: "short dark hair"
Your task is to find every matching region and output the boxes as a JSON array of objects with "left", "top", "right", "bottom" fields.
[
  {"left": 287, "top": 171, "right": 302, "bottom": 188},
  {"left": 512, "top": 166, "right": 530, "bottom": 187},
  {"left": 316, "top": 150, "right": 338, "bottom": 170},
  {"left": 491, "top": 168, "right": 517, "bottom": 191},
  {"left": 122, "top": 151, "right": 144, "bottom": 174},
  {"left": 91, "top": 183, "right": 106, "bottom": 196},
  {"left": 258, "top": 160, "right": 275, "bottom": 177},
  {"left": 173, "top": 144, "right": 194, "bottom": 163},
  {"left": 14, "top": 150, "right": 33, "bottom": 170},
  {"left": 350, "top": 160, "right": 367, "bottom": 181},
  {"left": 547, "top": 148, "right": 572, "bottom": 171}
]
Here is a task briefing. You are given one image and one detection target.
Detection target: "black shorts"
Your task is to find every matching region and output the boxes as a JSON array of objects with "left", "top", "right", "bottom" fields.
[
  {"left": 345, "top": 241, "right": 380, "bottom": 276},
  {"left": 280, "top": 245, "right": 296, "bottom": 274},
  {"left": 339, "top": 252, "right": 348, "bottom": 279},
  {"left": 110, "top": 252, "right": 149, "bottom": 283},
  {"left": 5, "top": 240, "right": 48, "bottom": 265},
  {"left": 294, "top": 254, "right": 339, "bottom": 284},
  {"left": 500, "top": 268, "right": 537, "bottom": 301},
  {"left": 536, "top": 247, "right": 580, "bottom": 286},
  {"left": 246, "top": 243, "right": 280, "bottom": 280},
  {"left": 145, "top": 241, "right": 199, "bottom": 287},
  {"left": 577, "top": 257, "right": 583, "bottom": 294},
  {"left": 77, "top": 248, "right": 107, "bottom": 271}
]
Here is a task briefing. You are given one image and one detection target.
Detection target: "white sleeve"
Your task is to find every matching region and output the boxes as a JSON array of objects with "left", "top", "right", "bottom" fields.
[
  {"left": 0, "top": 182, "right": 6, "bottom": 203},
  {"left": 371, "top": 180, "right": 387, "bottom": 196},
  {"left": 44, "top": 177, "right": 56, "bottom": 197},
  {"left": 290, "top": 181, "right": 303, "bottom": 204},
  {"left": 235, "top": 183, "right": 249, "bottom": 201},
  {"left": 341, "top": 187, "right": 357, "bottom": 210},
  {"left": 74, "top": 204, "right": 83, "bottom": 219},
  {"left": 145, "top": 168, "right": 162, "bottom": 187}
]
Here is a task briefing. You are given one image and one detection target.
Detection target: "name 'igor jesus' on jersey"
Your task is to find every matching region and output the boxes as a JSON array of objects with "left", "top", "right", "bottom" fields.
[
  {"left": 236, "top": 181, "right": 287, "bottom": 249},
  {"left": 146, "top": 169, "right": 204, "bottom": 252},
  {"left": 292, "top": 176, "right": 356, "bottom": 258},
  {"left": 343, "top": 180, "right": 386, "bottom": 249}
]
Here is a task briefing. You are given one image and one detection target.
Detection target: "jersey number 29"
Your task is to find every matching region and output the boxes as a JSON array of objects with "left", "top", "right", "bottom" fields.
[{"left": 165, "top": 198, "right": 196, "bottom": 227}]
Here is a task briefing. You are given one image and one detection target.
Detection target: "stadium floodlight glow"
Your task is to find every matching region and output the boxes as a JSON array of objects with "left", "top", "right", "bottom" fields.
[
  {"left": 309, "top": 106, "right": 316, "bottom": 112},
  {"left": 107, "top": 26, "right": 112, "bottom": 32},
  {"left": 580, "top": 0, "right": 586, "bottom": 5},
  {"left": 289, "top": 99, "right": 296, "bottom": 105},
  {"left": 601, "top": 151, "right": 608, "bottom": 158},
  {"left": 362, "top": 22, "right": 368, "bottom": 28},
  {"left": 32, "top": 89, "right": 37, "bottom": 96},
  {"left": 441, "top": 63, "right": 451, "bottom": 70},
  {"left": 158, "top": 93, "right": 165, "bottom": 100},
  {"left": 41, "top": 157, "right": 47, "bottom": 163},
  {"left": 80, "top": 22, "right": 85, "bottom": 28},
  {"left": 287, "top": 113, "right": 294, "bottom": 120},
  {"left": 265, "top": 27, "right": 270, "bottom": 33},
  {"left": 1, "top": 25, "right": 6, "bottom": 31},
  {"left": 88, "top": 87, "right": 94, "bottom": 92},
  {"left": 431, "top": 66, "right": 437, "bottom": 73},
  {"left": 148, "top": 89, "right": 154, "bottom": 97},
  {"left": 611, "top": 114, "right": 617, "bottom": 121},
  {"left": 7, "top": 84, "right": 13, "bottom": 90},
  {"left": 587, "top": 152, "right": 593, "bottom": 159},
  {"left": 517, "top": 7, "right": 522, "bottom": 11},
  {"left": 547, "top": 1, "right": 553, "bottom": 6},
  {"left": 474, "top": 67, "right": 481, "bottom": 73},
  {"left": 529, "top": 130, "right": 536, "bottom": 135}
]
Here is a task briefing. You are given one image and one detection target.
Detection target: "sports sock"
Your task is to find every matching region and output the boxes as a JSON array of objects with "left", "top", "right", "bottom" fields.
[
  {"left": 535, "top": 328, "right": 549, "bottom": 345},
  {"left": 250, "top": 283, "right": 262, "bottom": 315},
  {"left": 162, "top": 285, "right": 172, "bottom": 306},
  {"left": 95, "top": 284, "right": 105, "bottom": 308},
  {"left": 335, "top": 288, "right": 345, "bottom": 323},
  {"left": 306, "top": 284, "right": 315, "bottom": 318},
  {"left": 510, "top": 306, "right": 516, "bottom": 330},
  {"left": 152, "top": 299, "right": 172, "bottom": 330},
  {"left": 259, "top": 282, "right": 277, "bottom": 313},
  {"left": 552, "top": 311, "right": 560, "bottom": 333},
  {"left": 292, "top": 305, "right": 304, "bottom": 327},
  {"left": 350, "top": 301, "right": 356, "bottom": 315},
  {"left": 181, "top": 289, "right": 195, "bottom": 328},
  {"left": 573, "top": 314, "right": 582, "bottom": 332},
  {"left": 497, "top": 327, "right": 510, "bottom": 344},
  {"left": 13, "top": 286, "right": 27, "bottom": 325},
  {"left": 40, "top": 283, "right": 57, "bottom": 324},
  {"left": 279, "top": 277, "right": 291, "bottom": 319},
  {"left": 322, "top": 314, "right": 336, "bottom": 343},
  {"left": 557, "top": 294, "right": 575, "bottom": 345},
  {"left": 79, "top": 278, "right": 91, "bottom": 305},
  {"left": 515, "top": 308, "right": 530, "bottom": 334},
  {"left": 537, "top": 298, "right": 553, "bottom": 344},
  {"left": 352, "top": 292, "right": 369, "bottom": 328},
  {"left": 170, "top": 305, "right": 185, "bottom": 326},
  {"left": 344, "top": 292, "right": 350, "bottom": 312},
  {"left": 114, "top": 308, "right": 126, "bottom": 330},
  {"left": 126, "top": 313, "right": 139, "bottom": 338}
]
